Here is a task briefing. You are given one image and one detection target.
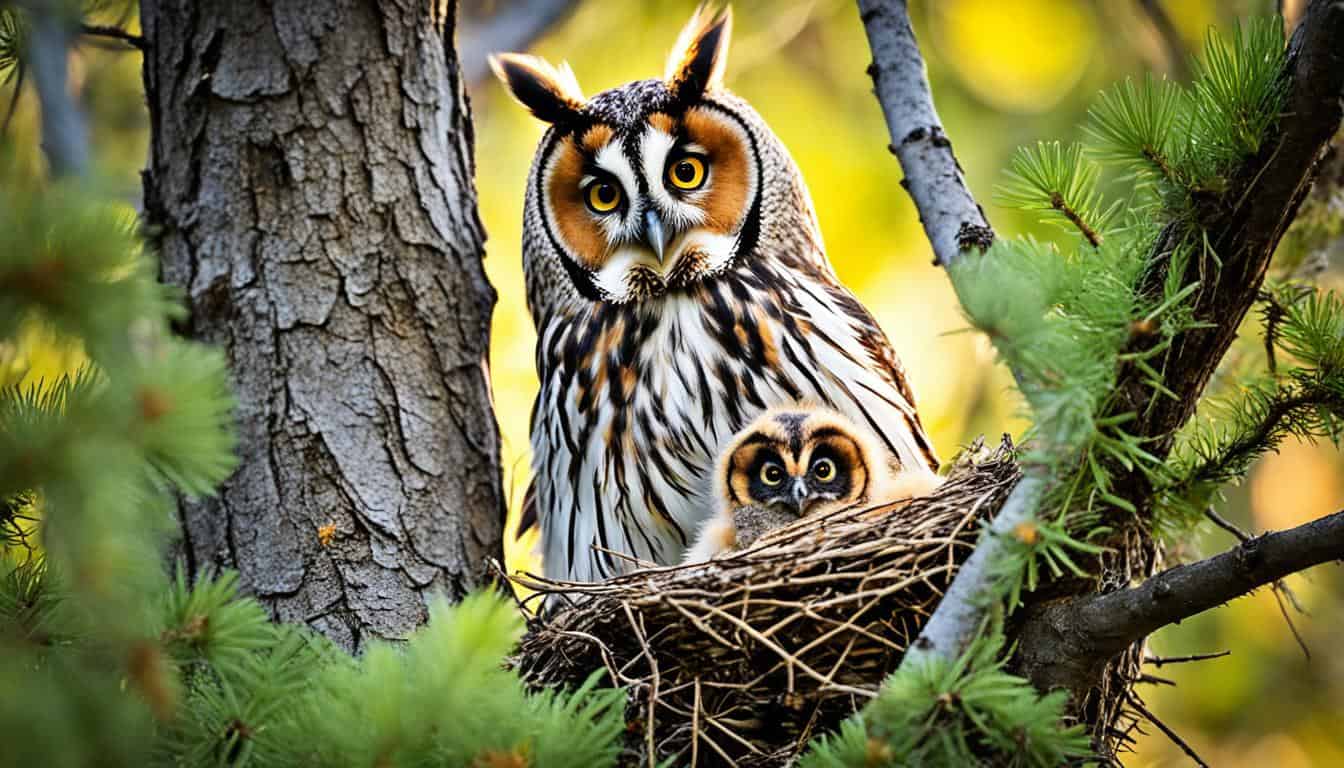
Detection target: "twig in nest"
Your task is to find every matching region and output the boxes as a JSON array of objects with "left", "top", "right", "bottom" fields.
[{"left": 1127, "top": 694, "right": 1210, "bottom": 768}]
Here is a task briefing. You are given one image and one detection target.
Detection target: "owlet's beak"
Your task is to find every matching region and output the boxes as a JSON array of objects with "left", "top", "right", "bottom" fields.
[
  {"left": 641, "top": 210, "right": 672, "bottom": 264},
  {"left": 785, "top": 477, "right": 809, "bottom": 516}
]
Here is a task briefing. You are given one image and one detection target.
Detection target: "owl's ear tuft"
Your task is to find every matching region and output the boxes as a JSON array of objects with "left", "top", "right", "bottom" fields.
[
  {"left": 665, "top": 4, "right": 732, "bottom": 102},
  {"left": 489, "top": 53, "right": 586, "bottom": 125}
]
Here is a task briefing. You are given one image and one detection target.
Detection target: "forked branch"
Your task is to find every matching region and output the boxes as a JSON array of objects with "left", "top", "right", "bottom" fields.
[{"left": 1015, "top": 510, "right": 1344, "bottom": 693}]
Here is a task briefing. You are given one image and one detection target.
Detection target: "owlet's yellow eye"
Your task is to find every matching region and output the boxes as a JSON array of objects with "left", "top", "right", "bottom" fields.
[
  {"left": 812, "top": 458, "right": 836, "bottom": 482},
  {"left": 760, "top": 462, "right": 784, "bottom": 487},
  {"left": 667, "top": 155, "right": 706, "bottom": 190},
  {"left": 585, "top": 181, "right": 622, "bottom": 214}
]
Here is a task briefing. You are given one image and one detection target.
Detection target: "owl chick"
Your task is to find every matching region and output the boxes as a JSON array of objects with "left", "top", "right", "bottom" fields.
[{"left": 683, "top": 406, "right": 942, "bottom": 563}]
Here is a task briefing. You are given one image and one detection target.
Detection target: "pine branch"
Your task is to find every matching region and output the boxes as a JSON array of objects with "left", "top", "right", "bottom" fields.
[
  {"left": 1015, "top": 509, "right": 1344, "bottom": 694},
  {"left": 861, "top": 0, "right": 1344, "bottom": 691},
  {"left": 857, "top": 0, "right": 994, "bottom": 267},
  {"left": 1185, "top": 385, "right": 1344, "bottom": 488},
  {"left": 1108, "top": 0, "right": 1344, "bottom": 513}
]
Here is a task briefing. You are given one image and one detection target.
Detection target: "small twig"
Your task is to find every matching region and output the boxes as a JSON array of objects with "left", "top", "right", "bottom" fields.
[
  {"left": 1205, "top": 507, "right": 1312, "bottom": 659},
  {"left": 79, "top": 23, "right": 145, "bottom": 50},
  {"left": 1136, "top": 673, "right": 1176, "bottom": 687},
  {"left": 1204, "top": 507, "right": 1250, "bottom": 542},
  {"left": 1144, "top": 650, "right": 1231, "bottom": 667},
  {"left": 1, "top": 63, "right": 24, "bottom": 138},
  {"left": 691, "top": 677, "right": 701, "bottom": 768},
  {"left": 1128, "top": 695, "right": 1210, "bottom": 768},
  {"left": 1270, "top": 584, "right": 1312, "bottom": 660},
  {"left": 1135, "top": 0, "right": 1192, "bottom": 81},
  {"left": 1049, "top": 191, "right": 1104, "bottom": 247}
]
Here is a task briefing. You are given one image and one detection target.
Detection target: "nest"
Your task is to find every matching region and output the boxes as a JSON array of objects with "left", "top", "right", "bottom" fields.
[{"left": 512, "top": 439, "right": 1020, "bottom": 766}]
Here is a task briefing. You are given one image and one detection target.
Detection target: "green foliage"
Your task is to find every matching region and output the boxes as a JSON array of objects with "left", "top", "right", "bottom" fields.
[
  {"left": 256, "top": 594, "right": 625, "bottom": 768},
  {"left": 1083, "top": 17, "right": 1286, "bottom": 210},
  {"left": 0, "top": 9, "right": 21, "bottom": 83},
  {"left": 955, "top": 12, "right": 1294, "bottom": 548},
  {"left": 1158, "top": 286, "right": 1344, "bottom": 529},
  {"left": 996, "top": 142, "right": 1119, "bottom": 246},
  {"left": 1186, "top": 18, "right": 1287, "bottom": 174},
  {"left": 1084, "top": 74, "right": 1183, "bottom": 188},
  {"left": 801, "top": 633, "right": 1091, "bottom": 767}
]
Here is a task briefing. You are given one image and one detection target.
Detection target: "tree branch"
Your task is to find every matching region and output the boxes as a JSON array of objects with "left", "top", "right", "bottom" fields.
[
  {"left": 1015, "top": 509, "right": 1344, "bottom": 693},
  {"left": 1109, "top": 0, "right": 1344, "bottom": 511},
  {"left": 23, "top": 2, "right": 88, "bottom": 177},
  {"left": 856, "top": 0, "right": 1029, "bottom": 670},
  {"left": 856, "top": 0, "right": 993, "bottom": 268},
  {"left": 1135, "top": 0, "right": 1191, "bottom": 81},
  {"left": 459, "top": 0, "right": 578, "bottom": 88}
]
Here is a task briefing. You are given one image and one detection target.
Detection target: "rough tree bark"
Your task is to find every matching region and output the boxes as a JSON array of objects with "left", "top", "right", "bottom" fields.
[{"left": 140, "top": 0, "right": 504, "bottom": 650}]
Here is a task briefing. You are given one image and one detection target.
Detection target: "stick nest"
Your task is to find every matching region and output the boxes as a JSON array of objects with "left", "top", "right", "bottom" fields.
[{"left": 511, "top": 439, "right": 1020, "bottom": 766}]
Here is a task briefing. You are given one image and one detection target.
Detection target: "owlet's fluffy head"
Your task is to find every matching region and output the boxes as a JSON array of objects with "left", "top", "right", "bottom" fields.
[
  {"left": 716, "top": 405, "right": 888, "bottom": 519},
  {"left": 493, "top": 5, "right": 790, "bottom": 305}
]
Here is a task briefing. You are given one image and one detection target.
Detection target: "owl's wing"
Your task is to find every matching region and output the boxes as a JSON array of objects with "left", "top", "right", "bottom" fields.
[
  {"left": 822, "top": 280, "right": 932, "bottom": 440},
  {"left": 516, "top": 479, "right": 538, "bottom": 538}
]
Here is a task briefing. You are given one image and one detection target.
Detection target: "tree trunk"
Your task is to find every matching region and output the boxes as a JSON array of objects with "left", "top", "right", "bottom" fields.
[{"left": 140, "top": 0, "right": 504, "bottom": 650}]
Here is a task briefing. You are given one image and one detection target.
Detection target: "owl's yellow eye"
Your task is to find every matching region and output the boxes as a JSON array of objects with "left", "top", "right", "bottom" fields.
[
  {"left": 811, "top": 458, "right": 836, "bottom": 482},
  {"left": 667, "top": 155, "right": 706, "bottom": 190},
  {"left": 585, "top": 181, "right": 623, "bottom": 213},
  {"left": 760, "top": 462, "right": 785, "bottom": 487}
]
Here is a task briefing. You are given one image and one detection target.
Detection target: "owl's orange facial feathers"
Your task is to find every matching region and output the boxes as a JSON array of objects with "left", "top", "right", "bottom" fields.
[
  {"left": 493, "top": 5, "right": 755, "bottom": 303},
  {"left": 718, "top": 407, "right": 876, "bottom": 517}
]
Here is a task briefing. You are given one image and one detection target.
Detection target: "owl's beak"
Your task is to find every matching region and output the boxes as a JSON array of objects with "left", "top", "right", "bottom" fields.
[
  {"left": 641, "top": 210, "right": 672, "bottom": 264},
  {"left": 785, "top": 477, "right": 809, "bottom": 516}
]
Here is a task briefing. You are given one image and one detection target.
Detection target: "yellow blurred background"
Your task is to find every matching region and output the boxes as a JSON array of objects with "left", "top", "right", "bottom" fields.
[{"left": 4, "top": 1, "right": 1341, "bottom": 764}]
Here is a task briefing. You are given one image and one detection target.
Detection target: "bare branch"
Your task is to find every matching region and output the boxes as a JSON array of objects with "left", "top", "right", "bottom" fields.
[
  {"left": 856, "top": 0, "right": 993, "bottom": 268},
  {"left": 855, "top": 0, "right": 1031, "bottom": 669},
  {"left": 1144, "top": 650, "right": 1230, "bottom": 667},
  {"left": 23, "top": 3, "right": 88, "bottom": 177},
  {"left": 460, "top": 0, "right": 578, "bottom": 88},
  {"left": 1127, "top": 695, "right": 1211, "bottom": 768},
  {"left": 79, "top": 23, "right": 144, "bottom": 50},
  {"left": 1135, "top": 0, "right": 1191, "bottom": 81},
  {"left": 1016, "top": 509, "right": 1344, "bottom": 693}
]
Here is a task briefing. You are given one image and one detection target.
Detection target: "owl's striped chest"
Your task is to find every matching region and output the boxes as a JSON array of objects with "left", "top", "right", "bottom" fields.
[{"left": 531, "top": 263, "right": 935, "bottom": 581}]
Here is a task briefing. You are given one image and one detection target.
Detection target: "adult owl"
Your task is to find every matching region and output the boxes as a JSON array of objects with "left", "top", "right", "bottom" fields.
[{"left": 492, "top": 5, "right": 939, "bottom": 582}]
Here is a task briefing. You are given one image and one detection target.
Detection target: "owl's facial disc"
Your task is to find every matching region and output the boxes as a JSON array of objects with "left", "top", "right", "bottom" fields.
[{"left": 540, "top": 106, "right": 758, "bottom": 303}]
